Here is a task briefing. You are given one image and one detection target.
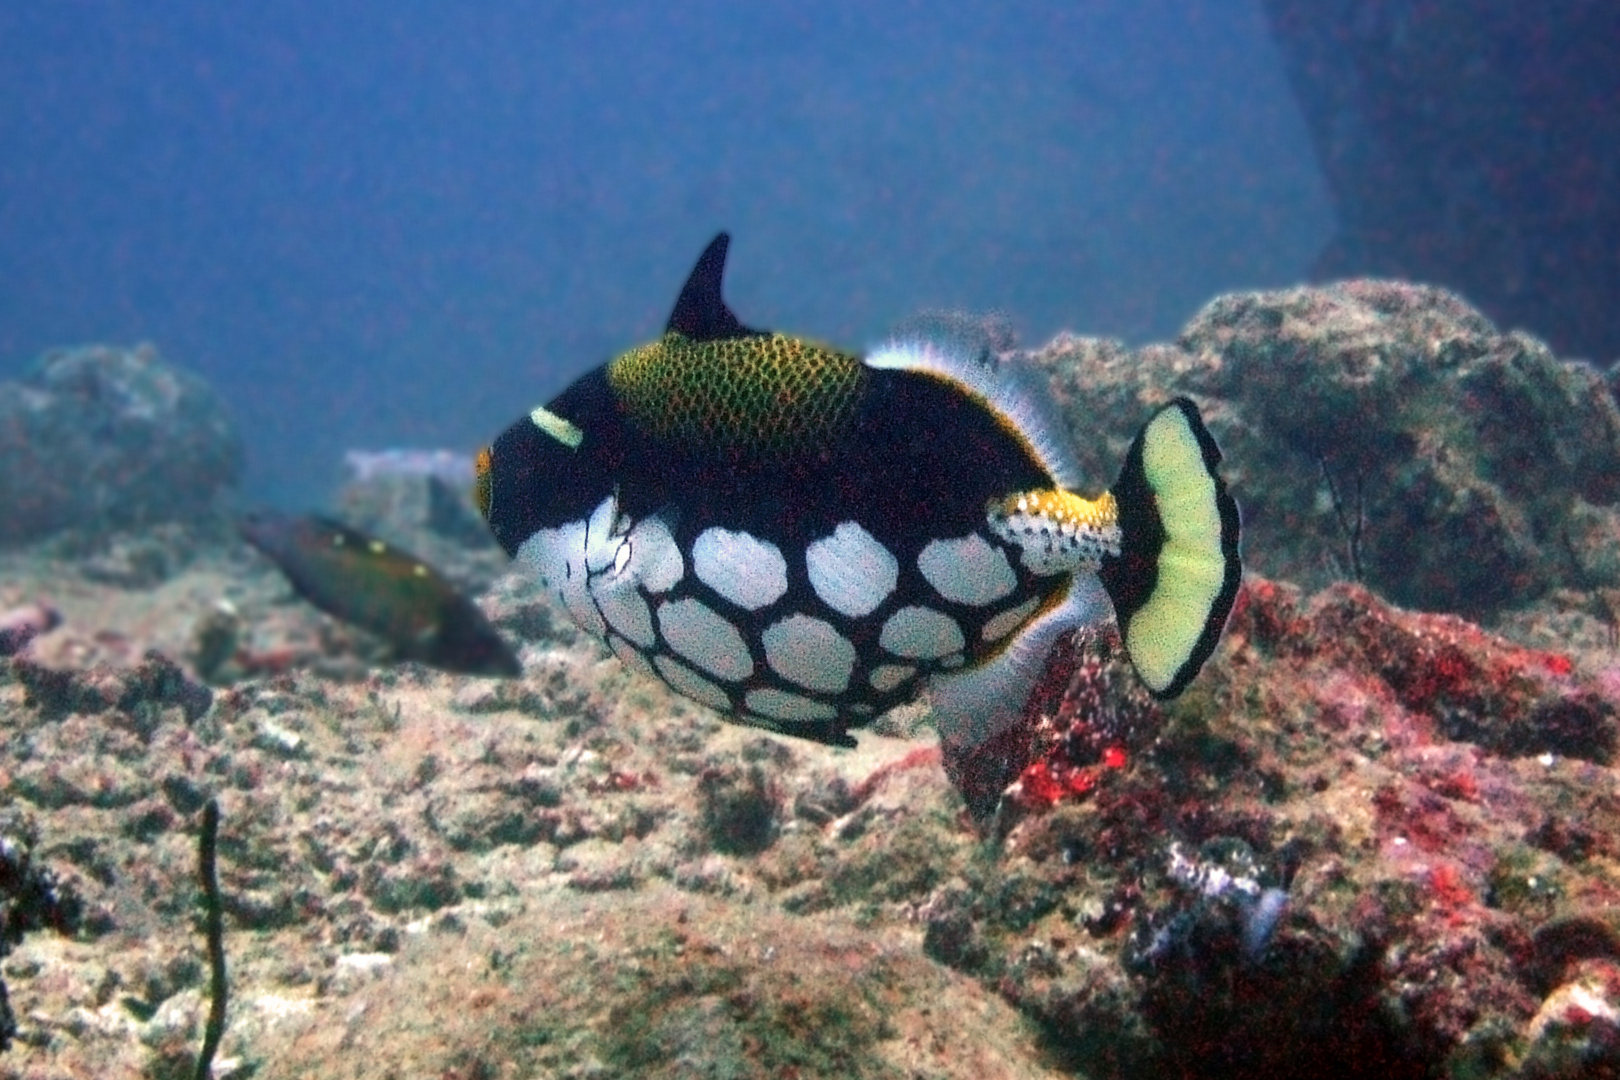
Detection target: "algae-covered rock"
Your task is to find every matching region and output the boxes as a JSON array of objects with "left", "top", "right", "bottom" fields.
[
  {"left": 1033, "top": 281, "right": 1620, "bottom": 619},
  {"left": 0, "top": 344, "right": 241, "bottom": 546}
]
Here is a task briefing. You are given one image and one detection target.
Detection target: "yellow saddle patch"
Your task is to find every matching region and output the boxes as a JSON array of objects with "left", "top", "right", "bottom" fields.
[{"left": 608, "top": 332, "right": 865, "bottom": 457}]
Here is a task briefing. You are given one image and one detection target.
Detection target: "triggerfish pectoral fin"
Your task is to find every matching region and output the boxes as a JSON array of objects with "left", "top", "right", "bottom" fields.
[
  {"left": 927, "top": 575, "right": 1114, "bottom": 821},
  {"left": 1100, "top": 398, "right": 1242, "bottom": 698}
]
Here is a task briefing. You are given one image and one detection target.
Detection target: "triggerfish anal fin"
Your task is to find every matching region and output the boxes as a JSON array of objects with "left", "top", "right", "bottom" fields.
[
  {"left": 1100, "top": 397, "right": 1242, "bottom": 699},
  {"left": 665, "top": 232, "right": 767, "bottom": 342},
  {"left": 238, "top": 510, "right": 521, "bottom": 678}
]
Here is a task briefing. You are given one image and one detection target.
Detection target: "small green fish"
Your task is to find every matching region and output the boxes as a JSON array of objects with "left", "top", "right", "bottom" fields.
[{"left": 239, "top": 511, "right": 520, "bottom": 677}]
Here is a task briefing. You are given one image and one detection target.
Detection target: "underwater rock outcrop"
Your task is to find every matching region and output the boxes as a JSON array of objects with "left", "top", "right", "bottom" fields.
[
  {"left": 333, "top": 449, "right": 491, "bottom": 551},
  {"left": 0, "top": 344, "right": 241, "bottom": 546},
  {"left": 1034, "top": 280, "right": 1620, "bottom": 620},
  {"left": 1261, "top": 0, "right": 1620, "bottom": 367},
  {"left": 935, "top": 575, "right": 1620, "bottom": 1078}
]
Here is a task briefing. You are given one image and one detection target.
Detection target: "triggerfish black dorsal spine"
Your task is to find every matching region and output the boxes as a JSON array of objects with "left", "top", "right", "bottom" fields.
[{"left": 478, "top": 231, "right": 1240, "bottom": 759}]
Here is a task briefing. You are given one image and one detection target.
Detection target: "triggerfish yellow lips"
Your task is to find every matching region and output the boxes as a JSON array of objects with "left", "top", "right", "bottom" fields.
[{"left": 475, "top": 231, "right": 1241, "bottom": 762}]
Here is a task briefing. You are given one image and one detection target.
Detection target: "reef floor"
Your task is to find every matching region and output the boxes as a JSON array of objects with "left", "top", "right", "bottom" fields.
[{"left": 6, "top": 285, "right": 1620, "bottom": 1077}]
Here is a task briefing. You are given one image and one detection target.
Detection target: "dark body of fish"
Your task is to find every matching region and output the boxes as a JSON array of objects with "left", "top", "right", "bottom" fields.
[{"left": 239, "top": 511, "right": 519, "bottom": 677}]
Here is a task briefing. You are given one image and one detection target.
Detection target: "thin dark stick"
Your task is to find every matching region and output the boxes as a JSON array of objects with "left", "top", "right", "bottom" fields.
[
  {"left": 1317, "top": 456, "right": 1365, "bottom": 582},
  {"left": 1349, "top": 470, "right": 1365, "bottom": 581},
  {"left": 195, "top": 799, "right": 226, "bottom": 1080}
]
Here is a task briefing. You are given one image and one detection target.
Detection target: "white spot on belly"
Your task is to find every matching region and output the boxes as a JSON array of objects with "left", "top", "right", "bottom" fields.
[
  {"left": 761, "top": 614, "right": 855, "bottom": 693},
  {"left": 980, "top": 596, "right": 1041, "bottom": 643},
  {"left": 596, "top": 588, "right": 655, "bottom": 648},
  {"left": 518, "top": 519, "right": 604, "bottom": 639},
  {"left": 745, "top": 687, "right": 837, "bottom": 722},
  {"left": 879, "top": 605, "right": 965, "bottom": 659},
  {"left": 583, "top": 496, "right": 623, "bottom": 574},
  {"left": 587, "top": 514, "right": 681, "bottom": 647},
  {"left": 868, "top": 663, "right": 917, "bottom": 693},
  {"left": 692, "top": 528, "right": 788, "bottom": 610},
  {"left": 654, "top": 654, "right": 733, "bottom": 711},
  {"left": 657, "top": 598, "right": 754, "bottom": 682},
  {"left": 806, "top": 522, "right": 898, "bottom": 618},
  {"left": 608, "top": 634, "right": 658, "bottom": 681},
  {"left": 918, "top": 533, "right": 1016, "bottom": 606},
  {"left": 628, "top": 517, "right": 684, "bottom": 593}
]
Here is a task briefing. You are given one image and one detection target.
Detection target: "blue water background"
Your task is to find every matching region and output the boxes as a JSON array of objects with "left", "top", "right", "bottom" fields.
[{"left": 0, "top": 1, "right": 1329, "bottom": 507}]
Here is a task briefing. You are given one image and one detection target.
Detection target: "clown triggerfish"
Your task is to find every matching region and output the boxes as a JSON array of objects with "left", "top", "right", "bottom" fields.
[{"left": 477, "top": 233, "right": 1240, "bottom": 759}]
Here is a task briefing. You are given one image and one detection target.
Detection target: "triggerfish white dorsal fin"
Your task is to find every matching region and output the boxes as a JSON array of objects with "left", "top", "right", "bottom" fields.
[
  {"left": 1100, "top": 398, "right": 1242, "bottom": 699},
  {"left": 665, "top": 232, "right": 767, "bottom": 342},
  {"left": 864, "top": 324, "right": 1085, "bottom": 493}
]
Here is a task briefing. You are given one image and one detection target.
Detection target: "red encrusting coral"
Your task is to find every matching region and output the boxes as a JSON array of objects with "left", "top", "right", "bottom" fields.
[
  {"left": 958, "top": 574, "right": 1620, "bottom": 1077},
  {"left": 997, "top": 627, "right": 1161, "bottom": 817},
  {"left": 1227, "top": 579, "right": 1617, "bottom": 763}
]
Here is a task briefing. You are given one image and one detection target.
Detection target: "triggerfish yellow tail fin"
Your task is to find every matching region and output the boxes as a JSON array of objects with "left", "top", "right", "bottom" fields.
[{"left": 1100, "top": 398, "right": 1241, "bottom": 698}]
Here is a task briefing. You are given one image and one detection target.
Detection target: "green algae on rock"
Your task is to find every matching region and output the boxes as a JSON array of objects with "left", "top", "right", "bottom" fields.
[
  {"left": 1031, "top": 280, "right": 1620, "bottom": 620},
  {"left": 0, "top": 344, "right": 241, "bottom": 547}
]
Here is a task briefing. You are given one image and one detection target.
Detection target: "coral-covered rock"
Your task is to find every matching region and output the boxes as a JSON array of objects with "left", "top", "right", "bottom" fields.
[
  {"left": 921, "top": 570, "right": 1620, "bottom": 1078},
  {"left": 1, "top": 809, "right": 85, "bottom": 1052},
  {"left": 1033, "top": 281, "right": 1620, "bottom": 618},
  {"left": 1228, "top": 578, "right": 1617, "bottom": 765},
  {"left": 0, "top": 344, "right": 241, "bottom": 546},
  {"left": 1521, "top": 960, "right": 1620, "bottom": 1078}
]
